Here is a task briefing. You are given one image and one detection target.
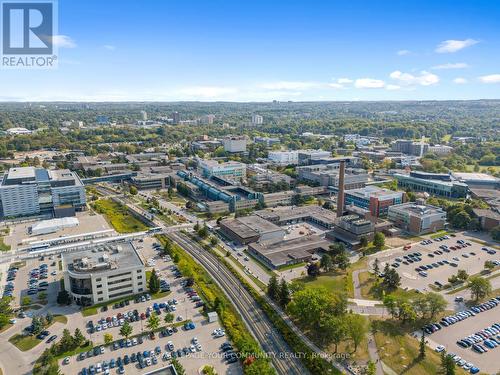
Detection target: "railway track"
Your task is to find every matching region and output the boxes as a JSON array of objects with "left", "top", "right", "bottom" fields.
[{"left": 168, "top": 231, "right": 308, "bottom": 375}]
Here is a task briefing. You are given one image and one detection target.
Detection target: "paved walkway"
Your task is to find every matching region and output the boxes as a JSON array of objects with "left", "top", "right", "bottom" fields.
[{"left": 367, "top": 332, "right": 384, "bottom": 375}]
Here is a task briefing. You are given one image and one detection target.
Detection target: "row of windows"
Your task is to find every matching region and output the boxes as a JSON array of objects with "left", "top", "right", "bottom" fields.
[
  {"left": 108, "top": 272, "right": 131, "bottom": 279},
  {"left": 109, "top": 289, "right": 133, "bottom": 299},
  {"left": 108, "top": 277, "right": 132, "bottom": 286},
  {"left": 108, "top": 283, "right": 133, "bottom": 292}
]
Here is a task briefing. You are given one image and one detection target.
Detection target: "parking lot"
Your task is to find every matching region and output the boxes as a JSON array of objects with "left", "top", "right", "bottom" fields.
[
  {"left": 3, "top": 255, "right": 61, "bottom": 306},
  {"left": 379, "top": 234, "right": 498, "bottom": 292},
  {"left": 426, "top": 298, "right": 500, "bottom": 374},
  {"left": 4, "top": 211, "right": 112, "bottom": 251},
  {"left": 59, "top": 242, "right": 242, "bottom": 375}
]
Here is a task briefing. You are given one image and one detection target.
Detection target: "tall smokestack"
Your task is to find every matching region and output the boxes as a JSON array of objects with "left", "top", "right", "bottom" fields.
[{"left": 337, "top": 160, "right": 346, "bottom": 217}]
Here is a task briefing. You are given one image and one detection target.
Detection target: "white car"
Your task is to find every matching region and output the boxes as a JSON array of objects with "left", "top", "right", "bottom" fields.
[
  {"left": 435, "top": 345, "right": 445, "bottom": 352},
  {"left": 192, "top": 337, "right": 199, "bottom": 344},
  {"left": 189, "top": 345, "right": 196, "bottom": 353},
  {"left": 63, "top": 357, "right": 70, "bottom": 364},
  {"left": 9, "top": 318, "right": 16, "bottom": 324}
]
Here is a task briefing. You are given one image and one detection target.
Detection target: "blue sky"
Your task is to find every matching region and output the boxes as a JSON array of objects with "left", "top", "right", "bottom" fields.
[{"left": 2, "top": 0, "right": 500, "bottom": 101}]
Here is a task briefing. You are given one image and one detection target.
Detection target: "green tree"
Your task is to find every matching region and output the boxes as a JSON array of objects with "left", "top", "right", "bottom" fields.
[
  {"left": 58, "top": 329, "right": 75, "bottom": 353},
  {"left": 366, "top": 361, "right": 376, "bottom": 375},
  {"left": 278, "top": 279, "right": 291, "bottom": 307},
  {"left": 31, "top": 316, "right": 43, "bottom": 335},
  {"left": 210, "top": 237, "right": 218, "bottom": 246},
  {"left": 22, "top": 296, "right": 32, "bottom": 306},
  {"left": 164, "top": 312, "right": 175, "bottom": 324},
  {"left": 382, "top": 268, "right": 400, "bottom": 290},
  {"left": 484, "top": 260, "right": 496, "bottom": 271},
  {"left": 198, "top": 225, "right": 209, "bottom": 238},
  {"left": 148, "top": 269, "right": 160, "bottom": 294},
  {"left": 491, "top": 225, "right": 500, "bottom": 241},
  {"left": 334, "top": 251, "right": 350, "bottom": 270},
  {"left": 468, "top": 276, "right": 492, "bottom": 301},
  {"left": 373, "top": 232, "right": 385, "bottom": 249},
  {"left": 320, "top": 253, "right": 333, "bottom": 272},
  {"left": 171, "top": 358, "right": 186, "bottom": 375},
  {"left": 419, "top": 332, "right": 426, "bottom": 359},
  {"left": 267, "top": 275, "right": 279, "bottom": 301},
  {"left": 56, "top": 290, "right": 71, "bottom": 305},
  {"left": 45, "top": 313, "right": 53, "bottom": 326},
  {"left": 104, "top": 333, "right": 113, "bottom": 344},
  {"left": 119, "top": 321, "right": 133, "bottom": 339},
  {"left": 346, "top": 314, "right": 368, "bottom": 352},
  {"left": 129, "top": 185, "right": 138, "bottom": 195},
  {"left": 306, "top": 262, "right": 320, "bottom": 277},
  {"left": 457, "top": 269, "right": 469, "bottom": 281},
  {"left": 73, "top": 328, "right": 85, "bottom": 346},
  {"left": 146, "top": 313, "right": 160, "bottom": 332},
  {"left": 373, "top": 258, "right": 380, "bottom": 275},
  {"left": 360, "top": 236, "right": 369, "bottom": 249},
  {"left": 441, "top": 352, "right": 456, "bottom": 375}
]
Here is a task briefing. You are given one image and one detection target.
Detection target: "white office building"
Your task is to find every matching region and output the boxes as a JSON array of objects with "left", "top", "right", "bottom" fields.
[
  {"left": 223, "top": 136, "right": 247, "bottom": 153},
  {"left": 251, "top": 114, "right": 263, "bottom": 125},
  {"left": 268, "top": 151, "right": 299, "bottom": 166},
  {"left": 63, "top": 242, "right": 146, "bottom": 306}
]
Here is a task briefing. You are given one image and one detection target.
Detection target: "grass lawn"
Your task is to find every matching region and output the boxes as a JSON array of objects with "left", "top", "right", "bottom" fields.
[
  {"left": 9, "top": 333, "right": 42, "bottom": 351},
  {"left": 92, "top": 199, "right": 149, "bottom": 233},
  {"left": 0, "top": 323, "right": 13, "bottom": 333},
  {"left": 53, "top": 315, "right": 68, "bottom": 324},
  {"left": 294, "top": 272, "right": 349, "bottom": 294},
  {"left": 358, "top": 270, "right": 378, "bottom": 299},
  {"left": 277, "top": 262, "right": 307, "bottom": 271},
  {"left": 430, "top": 230, "right": 450, "bottom": 239},
  {"left": 82, "top": 294, "right": 142, "bottom": 317},
  {"left": 0, "top": 237, "right": 10, "bottom": 251},
  {"left": 373, "top": 319, "right": 466, "bottom": 375}
]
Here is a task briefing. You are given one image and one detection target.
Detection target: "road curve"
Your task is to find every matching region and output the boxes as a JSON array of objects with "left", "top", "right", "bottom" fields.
[{"left": 168, "top": 232, "right": 309, "bottom": 375}]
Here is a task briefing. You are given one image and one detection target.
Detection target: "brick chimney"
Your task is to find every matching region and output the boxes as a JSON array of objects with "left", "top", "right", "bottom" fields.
[{"left": 336, "top": 160, "right": 346, "bottom": 217}]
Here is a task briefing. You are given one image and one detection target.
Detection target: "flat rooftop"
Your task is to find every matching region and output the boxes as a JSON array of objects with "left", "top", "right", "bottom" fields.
[
  {"left": 63, "top": 241, "right": 143, "bottom": 274},
  {"left": 220, "top": 215, "right": 283, "bottom": 239},
  {"left": 389, "top": 203, "right": 445, "bottom": 217},
  {"left": 256, "top": 205, "right": 337, "bottom": 225},
  {"left": 345, "top": 185, "right": 401, "bottom": 199},
  {"left": 453, "top": 172, "right": 499, "bottom": 183},
  {"left": 6, "top": 166, "right": 37, "bottom": 180},
  {"left": 249, "top": 235, "right": 330, "bottom": 267}
]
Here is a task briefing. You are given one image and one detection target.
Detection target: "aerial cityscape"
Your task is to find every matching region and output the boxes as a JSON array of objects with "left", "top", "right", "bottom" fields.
[{"left": 0, "top": 1, "right": 499, "bottom": 375}]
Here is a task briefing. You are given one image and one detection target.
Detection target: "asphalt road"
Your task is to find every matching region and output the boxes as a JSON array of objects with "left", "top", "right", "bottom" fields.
[{"left": 168, "top": 231, "right": 309, "bottom": 375}]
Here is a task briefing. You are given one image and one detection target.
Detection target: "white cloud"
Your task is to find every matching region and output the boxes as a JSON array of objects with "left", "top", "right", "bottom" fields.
[
  {"left": 432, "top": 62, "right": 468, "bottom": 70},
  {"left": 51, "top": 35, "right": 76, "bottom": 48},
  {"left": 337, "top": 78, "right": 353, "bottom": 84},
  {"left": 328, "top": 83, "right": 344, "bottom": 89},
  {"left": 390, "top": 70, "right": 439, "bottom": 86},
  {"left": 177, "top": 86, "right": 238, "bottom": 98},
  {"left": 435, "top": 39, "right": 478, "bottom": 53},
  {"left": 354, "top": 78, "right": 385, "bottom": 89},
  {"left": 397, "top": 49, "right": 411, "bottom": 56},
  {"left": 257, "top": 81, "right": 322, "bottom": 90},
  {"left": 103, "top": 45, "right": 116, "bottom": 51},
  {"left": 478, "top": 74, "right": 500, "bottom": 83},
  {"left": 453, "top": 77, "right": 467, "bottom": 84},
  {"left": 386, "top": 84, "right": 401, "bottom": 91}
]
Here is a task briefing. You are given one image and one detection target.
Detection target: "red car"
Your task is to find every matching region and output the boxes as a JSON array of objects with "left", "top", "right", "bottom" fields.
[{"left": 140, "top": 313, "right": 146, "bottom": 320}]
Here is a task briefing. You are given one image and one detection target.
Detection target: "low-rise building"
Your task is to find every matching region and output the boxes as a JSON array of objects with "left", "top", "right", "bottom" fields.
[
  {"left": 452, "top": 172, "right": 500, "bottom": 190},
  {"left": 131, "top": 173, "right": 172, "bottom": 190},
  {"left": 472, "top": 209, "right": 500, "bottom": 231},
  {"left": 256, "top": 205, "right": 337, "bottom": 229},
  {"left": 248, "top": 235, "right": 331, "bottom": 269},
  {"left": 297, "top": 150, "right": 332, "bottom": 165},
  {"left": 62, "top": 242, "right": 146, "bottom": 305},
  {"left": 219, "top": 215, "right": 285, "bottom": 245},
  {"left": 261, "top": 191, "right": 295, "bottom": 207},
  {"left": 298, "top": 164, "right": 368, "bottom": 189},
  {"left": 344, "top": 185, "right": 404, "bottom": 217},
  {"left": 387, "top": 203, "right": 446, "bottom": 235},
  {"left": 326, "top": 215, "right": 374, "bottom": 249},
  {"left": 394, "top": 172, "right": 468, "bottom": 198},
  {"left": 198, "top": 159, "right": 246, "bottom": 180}
]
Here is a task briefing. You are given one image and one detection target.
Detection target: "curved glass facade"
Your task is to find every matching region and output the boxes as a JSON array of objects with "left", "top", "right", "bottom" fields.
[{"left": 69, "top": 276, "right": 92, "bottom": 295}]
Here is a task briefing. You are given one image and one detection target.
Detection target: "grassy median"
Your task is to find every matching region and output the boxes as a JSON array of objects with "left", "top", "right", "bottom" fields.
[{"left": 92, "top": 198, "right": 148, "bottom": 233}]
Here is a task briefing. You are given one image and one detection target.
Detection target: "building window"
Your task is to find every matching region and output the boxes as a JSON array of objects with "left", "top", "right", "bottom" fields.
[
  {"left": 138, "top": 282, "right": 142, "bottom": 285},
  {"left": 96, "top": 284, "right": 102, "bottom": 288},
  {"left": 98, "top": 297, "right": 103, "bottom": 301},
  {"left": 97, "top": 291, "right": 103, "bottom": 295},
  {"left": 137, "top": 270, "right": 141, "bottom": 273},
  {"left": 137, "top": 275, "right": 143, "bottom": 279},
  {"left": 96, "top": 278, "right": 102, "bottom": 282},
  {"left": 138, "top": 288, "right": 143, "bottom": 292}
]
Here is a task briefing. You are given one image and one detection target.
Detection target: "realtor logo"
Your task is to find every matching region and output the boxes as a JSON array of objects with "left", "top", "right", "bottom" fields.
[{"left": 1, "top": 1, "right": 57, "bottom": 68}]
